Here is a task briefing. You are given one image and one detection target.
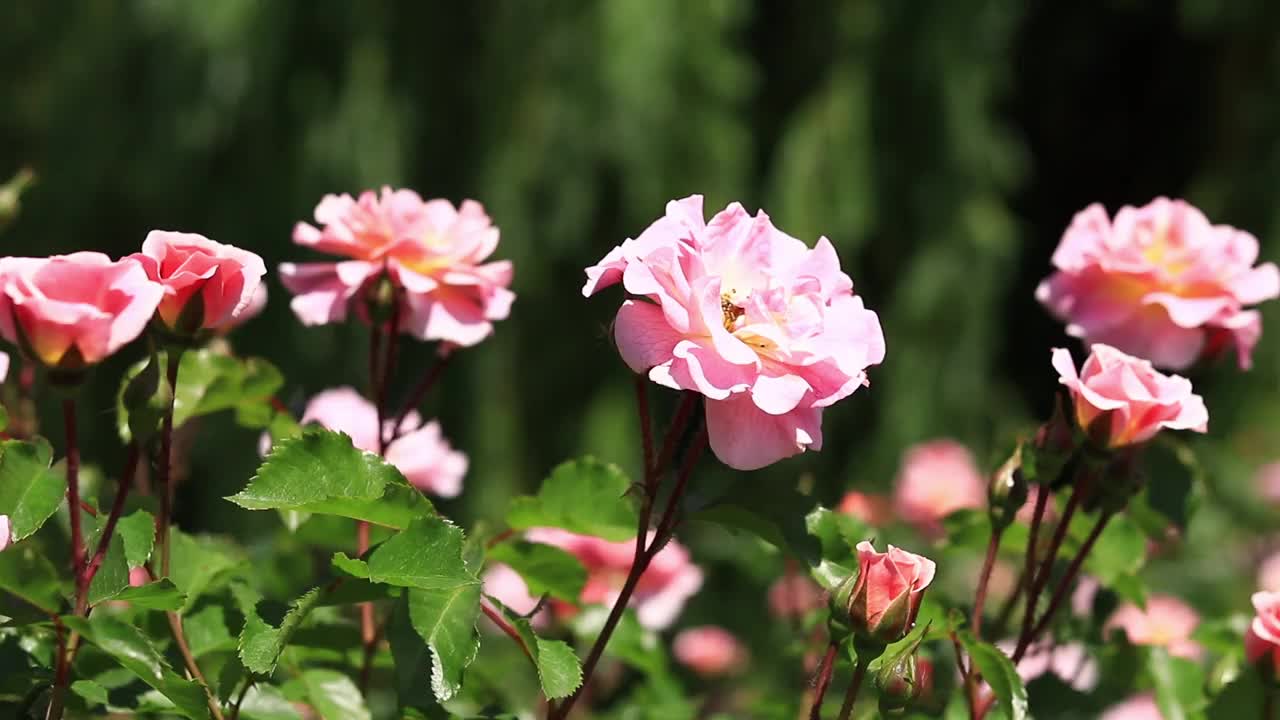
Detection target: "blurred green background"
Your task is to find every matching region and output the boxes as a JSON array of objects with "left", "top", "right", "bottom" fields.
[{"left": 2, "top": 0, "right": 1280, "bottom": 548}]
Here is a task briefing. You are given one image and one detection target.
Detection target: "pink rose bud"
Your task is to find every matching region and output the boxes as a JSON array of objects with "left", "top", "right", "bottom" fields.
[
  {"left": 766, "top": 573, "right": 825, "bottom": 619},
  {"left": 1246, "top": 591, "right": 1280, "bottom": 675},
  {"left": 1051, "top": 345, "right": 1208, "bottom": 448},
  {"left": 129, "top": 567, "right": 150, "bottom": 587},
  {"left": 1104, "top": 594, "right": 1203, "bottom": 660},
  {"left": 1037, "top": 198, "right": 1280, "bottom": 370},
  {"left": 892, "top": 439, "right": 986, "bottom": 539},
  {"left": 837, "top": 491, "right": 892, "bottom": 526},
  {"left": 0, "top": 515, "right": 11, "bottom": 552},
  {"left": 1100, "top": 694, "right": 1162, "bottom": 720},
  {"left": 837, "top": 541, "right": 936, "bottom": 647},
  {"left": 583, "top": 195, "right": 885, "bottom": 471},
  {"left": 673, "top": 625, "right": 747, "bottom": 677},
  {"left": 282, "top": 188, "right": 514, "bottom": 347},
  {"left": 298, "top": 387, "right": 467, "bottom": 498},
  {"left": 0, "top": 253, "right": 164, "bottom": 371},
  {"left": 131, "top": 231, "right": 267, "bottom": 336}
]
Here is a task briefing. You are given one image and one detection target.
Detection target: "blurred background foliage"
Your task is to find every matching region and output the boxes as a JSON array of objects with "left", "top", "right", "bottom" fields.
[{"left": 3, "top": 0, "right": 1280, "bottom": 679}]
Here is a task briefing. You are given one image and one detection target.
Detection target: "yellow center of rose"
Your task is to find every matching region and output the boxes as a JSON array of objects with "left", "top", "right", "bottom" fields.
[{"left": 721, "top": 294, "right": 744, "bottom": 331}]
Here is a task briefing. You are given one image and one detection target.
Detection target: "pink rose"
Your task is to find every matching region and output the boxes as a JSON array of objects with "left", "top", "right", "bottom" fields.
[
  {"left": 282, "top": 188, "right": 515, "bottom": 347},
  {"left": 841, "top": 541, "right": 936, "bottom": 645},
  {"left": 131, "top": 231, "right": 267, "bottom": 334},
  {"left": 1037, "top": 198, "right": 1280, "bottom": 370},
  {"left": 481, "top": 563, "right": 549, "bottom": 628},
  {"left": 836, "top": 491, "right": 892, "bottom": 526},
  {"left": 1259, "top": 552, "right": 1280, "bottom": 593},
  {"left": 892, "top": 439, "right": 986, "bottom": 538},
  {"left": 766, "top": 573, "right": 825, "bottom": 619},
  {"left": 524, "top": 527, "right": 703, "bottom": 630},
  {"left": 673, "top": 626, "right": 748, "bottom": 677},
  {"left": 1052, "top": 345, "right": 1208, "bottom": 448},
  {"left": 218, "top": 284, "right": 268, "bottom": 335},
  {"left": 1100, "top": 694, "right": 1162, "bottom": 720},
  {"left": 997, "top": 639, "right": 1098, "bottom": 692},
  {"left": 1104, "top": 594, "right": 1202, "bottom": 660},
  {"left": 583, "top": 195, "right": 885, "bottom": 470},
  {"left": 0, "top": 253, "right": 163, "bottom": 368},
  {"left": 1246, "top": 591, "right": 1280, "bottom": 674},
  {"left": 0, "top": 515, "right": 10, "bottom": 552},
  {"left": 299, "top": 387, "right": 467, "bottom": 498}
]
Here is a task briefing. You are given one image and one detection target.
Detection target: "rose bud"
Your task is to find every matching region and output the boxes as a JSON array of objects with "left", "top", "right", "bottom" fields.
[
  {"left": 1246, "top": 591, "right": 1280, "bottom": 678},
  {"left": 131, "top": 231, "right": 267, "bottom": 339},
  {"left": 835, "top": 541, "right": 936, "bottom": 650},
  {"left": 988, "top": 444, "right": 1029, "bottom": 531},
  {"left": 875, "top": 643, "right": 931, "bottom": 714}
]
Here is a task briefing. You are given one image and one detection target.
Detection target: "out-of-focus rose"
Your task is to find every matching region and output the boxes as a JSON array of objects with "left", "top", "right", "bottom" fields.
[
  {"left": 0, "top": 253, "right": 163, "bottom": 370},
  {"left": 282, "top": 188, "right": 514, "bottom": 347},
  {"left": 525, "top": 527, "right": 703, "bottom": 630},
  {"left": 0, "top": 515, "right": 10, "bottom": 552},
  {"left": 481, "top": 563, "right": 549, "bottom": 628},
  {"left": 997, "top": 639, "right": 1098, "bottom": 692},
  {"left": 1052, "top": 345, "right": 1207, "bottom": 448},
  {"left": 838, "top": 541, "right": 936, "bottom": 646},
  {"left": 583, "top": 195, "right": 885, "bottom": 471},
  {"left": 1246, "top": 591, "right": 1280, "bottom": 674},
  {"left": 1071, "top": 575, "right": 1101, "bottom": 617},
  {"left": 673, "top": 626, "right": 748, "bottom": 677},
  {"left": 1256, "top": 462, "right": 1280, "bottom": 506},
  {"left": 1259, "top": 553, "right": 1280, "bottom": 593},
  {"left": 0, "top": 350, "right": 7, "bottom": 383},
  {"left": 892, "top": 439, "right": 986, "bottom": 538},
  {"left": 1104, "top": 594, "right": 1202, "bottom": 660},
  {"left": 131, "top": 231, "right": 267, "bottom": 335},
  {"left": 1037, "top": 198, "right": 1280, "bottom": 370},
  {"left": 767, "top": 573, "right": 825, "bottom": 619},
  {"left": 837, "top": 491, "right": 893, "bottom": 526},
  {"left": 1100, "top": 694, "right": 1162, "bottom": 720},
  {"left": 298, "top": 387, "right": 467, "bottom": 497}
]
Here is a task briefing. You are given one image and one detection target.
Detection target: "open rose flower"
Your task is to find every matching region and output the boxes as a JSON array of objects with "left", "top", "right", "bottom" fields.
[
  {"left": 1037, "top": 198, "right": 1280, "bottom": 370},
  {"left": 218, "top": 284, "right": 267, "bottom": 335},
  {"left": 525, "top": 527, "right": 703, "bottom": 630},
  {"left": 839, "top": 541, "right": 936, "bottom": 645},
  {"left": 297, "top": 387, "right": 467, "bottom": 497},
  {"left": 281, "top": 188, "right": 514, "bottom": 347},
  {"left": 1104, "top": 594, "right": 1202, "bottom": 660},
  {"left": 130, "top": 231, "right": 267, "bottom": 334},
  {"left": 482, "top": 563, "right": 549, "bottom": 628},
  {"left": 997, "top": 639, "right": 1098, "bottom": 692},
  {"left": 767, "top": 572, "right": 825, "bottom": 619},
  {"left": 0, "top": 253, "right": 163, "bottom": 369},
  {"left": 673, "top": 626, "right": 748, "bottom": 677},
  {"left": 892, "top": 439, "right": 986, "bottom": 538},
  {"left": 1100, "top": 694, "right": 1162, "bottom": 720},
  {"left": 1259, "top": 552, "right": 1280, "bottom": 593},
  {"left": 1052, "top": 345, "right": 1207, "bottom": 448},
  {"left": 0, "top": 515, "right": 10, "bottom": 552},
  {"left": 583, "top": 195, "right": 885, "bottom": 471},
  {"left": 1246, "top": 591, "right": 1280, "bottom": 674}
]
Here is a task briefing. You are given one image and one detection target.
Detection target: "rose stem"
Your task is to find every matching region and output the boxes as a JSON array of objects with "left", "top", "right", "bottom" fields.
[
  {"left": 46, "top": 397, "right": 85, "bottom": 720},
  {"left": 808, "top": 643, "right": 839, "bottom": 720},
  {"left": 836, "top": 657, "right": 869, "bottom": 720},
  {"left": 1027, "top": 511, "right": 1113, "bottom": 641}
]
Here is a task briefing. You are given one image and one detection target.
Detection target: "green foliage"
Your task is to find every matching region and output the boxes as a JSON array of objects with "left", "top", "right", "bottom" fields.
[
  {"left": 484, "top": 599, "right": 583, "bottom": 700},
  {"left": 167, "top": 529, "right": 243, "bottom": 612},
  {"left": 0, "top": 438, "right": 62, "bottom": 542},
  {"left": 506, "top": 457, "right": 638, "bottom": 541},
  {"left": 117, "top": 509, "right": 156, "bottom": 568},
  {"left": 0, "top": 541, "right": 63, "bottom": 613},
  {"left": 297, "top": 669, "right": 371, "bottom": 720},
  {"left": 112, "top": 579, "right": 186, "bottom": 610},
  {"left": 232, "top": 583, "right": 323, "bottom": 675},
  {"left": 1148, "top": 647, "right": 1208, "bottom": 720},
  {"left": 960, "top": 633, "right": 1029, "bottom": 720},
  {"left": 486, "top": 540, "right": 586, "bottom": 602}
]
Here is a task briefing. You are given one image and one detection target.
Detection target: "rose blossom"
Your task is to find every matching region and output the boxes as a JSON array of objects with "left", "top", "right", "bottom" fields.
[
  {"left": 482, "top": 563, "right": 549, "bottom": 628},
  {"left": 0, "top": 253, "right": 163, "bottom": 368},
  {"left": 1104, "top": 594, "right": 1202, "bottom": 660},
  {"left": 525, "top": 527, "right": 703, "bottom": 630},
  {"left": 840, "top": 541, "right": 935, "bottom": 645},
  {"left": 1246, "top": 591, "right": 1280, "bottom": 674},
  {"left": 0, "top": 515, "right": 10, "bottom": 552},
  {"left": 130, "top": 231, "right": 267, "bottom": 334},
  {"left": 892, "top": 439, "right": 986, "bottom": 538},
  {"left": 996, "top": 639, "right": 1098, "bottom": 692},
  {"left": 673, "top": 626, "right": 748, "bottom": 677},
  {"left": 583, "top": 195, "right": 885, "bottom": 471},
  {"left": 218, "top": 284, "right": 267, "bottom": 335},
  {"left": 837, "top": 491, "right": 892, "bottom": 526},
  {"left": 1259, "top": 552, "right": 1280, "bottom": 593},
  {"left": 767, "top": 573, "right": 825, "bottom": 619},
  {"left": 1052, "top": 345, "right": 1207, "bottom": 448},
  {"left": 1100, "top": 694, "right": 1162, "bottom": 720},
  {"left": 1037, "top": 198, "right": 1280, "bottom": 370},
  {"left": 298, "top": 387, "right": 467, "bottom": 497},
  {"left": 281, "top": 188, "right": 514, "bottom": 347}
]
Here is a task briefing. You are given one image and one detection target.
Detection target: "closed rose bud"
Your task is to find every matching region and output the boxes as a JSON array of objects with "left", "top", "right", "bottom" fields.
[
  {"left": 836, "top": 541, "right": 936, "bottom": 648},
  {"left": 988, "top": 445, "right": 1028, "bottom": 530},
  {"left": 876, "top": 649, "right": 932, "bottom": 714}
]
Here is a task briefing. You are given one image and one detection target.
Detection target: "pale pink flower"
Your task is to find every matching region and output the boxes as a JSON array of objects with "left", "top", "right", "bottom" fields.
[
  {"left": 1038, "top": 198, "right": 1280, "bottom": 369},
  {"left": 481, "top": 563, "right": 549, "bottom": 628},
  {"left": 0, "top": 253, "right": 163, "bottom": 368},
  {"left": 673, "top": 626, "right": 748, "bottom": 677},
  {"left": 892, "top": 439, "right": 986, "bottom": 538},
  {"left": 1052, "top": 345, "right": 1208, "bottom": 448},
  {"left": 1255, "top": 462, "right": 1280, "bottom": 505},
  {"left": 525, "top": 527, "right": 703, "bottom": 630},
  {"left": 1100, "top": 694, "right": 1162, "bottom": 720},
  {"left": 281, "top": 188, "right": 514, "bottom": 347},
  {"left": 299, "top": 387, "right": 467, "bottom": 498},
  {"left": 1247, "top": 591, "right": 1280, "bottom": 674},
  {"left": 836, "top": 491, "right": 892, "bottom": 526},
  {"left": 0, "top": 515, "right": 10, "bottom": 552},
  {"left": 997, "top": 639, "right": 1097, "bottom": 692},
  {"left": 1104, "top": 594, "right": 1203, "bottom": 660},
  {"left": 766, "top": 573, "right": 825, "bottom": 619},
  {"left": 1259, "top": 552, "right": 1280, "bottom": 593},
  {"left": 583, "top": 195, "right": 885, "bottom": 470},
  {"left": 130, "top": 231, "right": 267, "bottom": 333}
]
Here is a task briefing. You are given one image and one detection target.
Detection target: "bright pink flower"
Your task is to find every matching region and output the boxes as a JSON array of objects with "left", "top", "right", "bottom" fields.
[
  {"left": 131, "top": 231, "right": 267, "bottom": 334},
  {"left": 0, "top": 515, "right": 10, "bottom": 552},
  {"left": 282, "top": 188, "right": 514, "bottom": 347},
  {"left": 842, "top": 541, "right": 936, "bottom": 644},
  {"left": 1260, "top": 553, "right": 1280, "bottom": 593},
  {"left": 481, "top": 563, "right": 549, "bottom": 628},
  {"left": 837, "top": 491, "right": 892, "bottom": 526},
  {"left": 1256, "top": 462, "right": 1280, "bottom": 505},
  {"left": 767, "top": 573, "right": 825, "bottom": 619},
  {"left": 299, "top": 387, "right": 467, "bottom": 498},
  {"left": 583, "top": 195, "right": 885, "bottom": 471},
  {"left": 525, "top": 527, "right": 703, "bottom": 630},
  {"left": 892, "top": 440, "right": 986, "bottom": 538},
  {"left": 0, "top": 253, "right": 163, "bottom": 368},
  {"left": 673, "top": 626, "right": 748, "bottom": 677},
  {"left": 1100, "top": 694, "right": 1162, "bottom": 720},
  {"left": 1104, "top": 594, "right": 1202, "bottom": 660},
  {"left": 1038, "top": 198, "right": 1279, "bottom": 370},
  {"left": 1052, "top": 345, "right": 1208, "bottom": 448},
  {"left": 1246, "top": 591, "right": 1280, "bottom": 674}
]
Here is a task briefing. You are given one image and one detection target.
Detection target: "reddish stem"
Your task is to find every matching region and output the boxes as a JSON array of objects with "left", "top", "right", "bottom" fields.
[
  {"left": 64, "top": 398, "right": 84, "bottom": 580},
  {"left": 1028, "top": 511, "right": 1113, "bottom": 640},
  {"left": 635, "top": 376, "right": 654, "bottom": 481},
  {"left": 651, "top": 392, "right": 699, "bottom": 480},
  {"left": 389, "top": 351, "right": 452, "bottom": 445},
  {"left": 971, "top": 524, "right": 1004, "bottom": 640},
  {"left": 1013, "top": 472, "right": 1089, "bottom": 662},
  {"left": 808, "top": 643, "right": 839, "bottom": 720},
  {"left": 836, "top": 658, "right": 869, "bottom": 720},
  {"left": 79, "top": 444, "right": 140, "bottom": 606},
  {"left": 158, "top": 351, "right": 181, "bottom": 579},
  {"left": 481, "top": 600, "right": 535, "bottom": 664}
]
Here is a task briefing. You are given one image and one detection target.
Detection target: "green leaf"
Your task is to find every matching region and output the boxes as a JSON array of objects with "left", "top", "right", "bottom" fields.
[
  {"left": 300, "top": 669, "right": 371, "bottom": 720},
  {"left": 365, "top": 517, "right": 476, "bottom": 590},
  {"left": 71, "top": 678, "right": 109, "bottom": 706},
  {"left": 484, "top": 597, "right": 583, "bottom": 699},
  {"left": 0, "top": 539, "right": 64, "bottom": 612},
  {"left": 1082, "top": 514, "right": 1146, "bottom": 586},
  {"left": 111, "top": 579, "right": 186, "bottom": 610},
  {"left": 407, "top": 583, "right": 482, "bottom": 702},
  {"left": 118, "top": 510, "right": 156, "bottom": 568},
  {"left": 960, "top": 634, "right": 1029, "bottom": 720},
  {"left": 388, "top": 594, "right": 437, "bottom": 710},
  {"left": 506, "top": 457, "right": 638, "bottom": 541},
  {"left": 183, "top": 605, "right": 237, "bottom": 658},
  {"left": 227, "top": 428, "right": 433, "bottom": 529},
  {"left": 0, "top": 438, "right": 62, "bottom": 541},
  {"left": 65, "top": 614, "right": 211, "bottom": 719},
  {"left": 1141, "top": 436, "right": 1202, "bottom": 530},
  {"left": 120, "top": 350, "right": 164, "bottom": 444},
  {"left": 237, "top": 684, "right": 304, "bottom": 720},
  {"left": 1207, "top": 670, "right": 1265, "bottom": 719},
  {"left": 232, "top": 584, "right": 323, "bottom": 675},
  {"left": 487, "top": 540, "right": 586, "bottom": 602},
  {"left": 1148, "top": 646, "right": 1207, "bottom": 720},
  {"left": 804, "top": 506, "right": 862, "bottom": 590},
  {"left": 86, "top": 514, "right": 130, "bottom": 607},
  {"left": 168, "top": 529, "right": 243, "bottom": 611},
  {"left": 693, "top": 481, "right": 821, "bottom": 563}
]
